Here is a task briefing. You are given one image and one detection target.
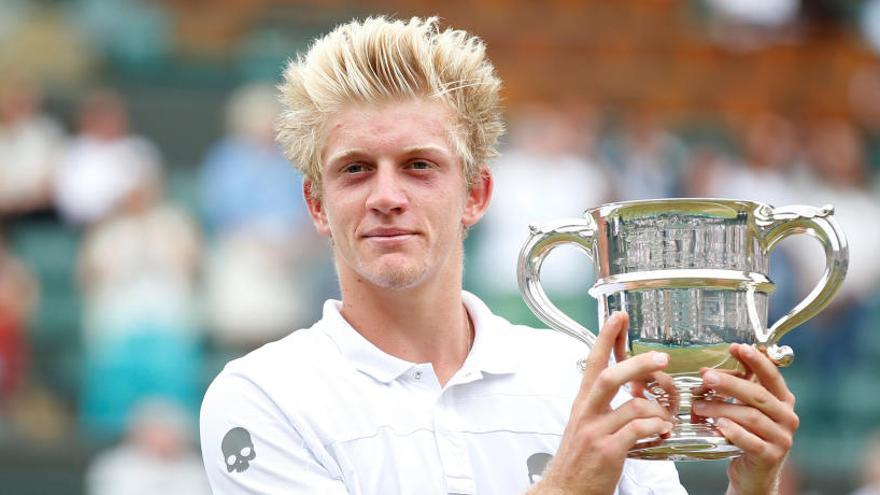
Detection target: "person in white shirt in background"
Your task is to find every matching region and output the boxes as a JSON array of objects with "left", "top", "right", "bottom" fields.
[
  {"left": 0, "top": 78, "right": 64, "bottom": 220},
  {"left": 54, "top": 88, "right": 160, "bottom": 227},
  {"left": 87, "top": 398, "right": 211, "bottom": 495},
  {"left": 200, "top": 16, "right": 798, "bottom": 495}
]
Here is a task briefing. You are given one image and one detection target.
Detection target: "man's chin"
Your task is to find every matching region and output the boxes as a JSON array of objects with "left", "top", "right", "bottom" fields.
[{"left": 363, "top": 263, "right": 426, "bottom": 290}]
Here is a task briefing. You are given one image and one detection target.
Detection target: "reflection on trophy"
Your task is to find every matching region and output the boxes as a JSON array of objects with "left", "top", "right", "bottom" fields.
[{"left": 517, "top": 199, "right": 848, "bottom": 461}]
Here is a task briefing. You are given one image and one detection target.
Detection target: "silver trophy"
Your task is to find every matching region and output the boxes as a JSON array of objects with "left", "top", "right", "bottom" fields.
[{"left": 518, "top": 199, "right": 848, "bottom": 461}]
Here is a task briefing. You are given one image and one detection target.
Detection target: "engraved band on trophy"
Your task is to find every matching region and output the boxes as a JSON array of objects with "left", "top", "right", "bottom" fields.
[{"left": 517, "top": 199, "right": 848, "bottom": 461}]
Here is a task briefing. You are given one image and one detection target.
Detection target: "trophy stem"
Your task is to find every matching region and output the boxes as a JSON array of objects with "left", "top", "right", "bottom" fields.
[
  {"left": 628, "top": 375, "right": 743, "bottom": 461},
  {"left": 673, "top": 376, "right": 701, "bottom": 417}
]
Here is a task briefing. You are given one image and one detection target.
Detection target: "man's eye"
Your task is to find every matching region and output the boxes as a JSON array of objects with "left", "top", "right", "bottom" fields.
[
  {"left": 343, "top": 163, "right": 367, "bottom": 174},
  {"left": 409, "top": 160, "right": 434, "bottom": 170}
]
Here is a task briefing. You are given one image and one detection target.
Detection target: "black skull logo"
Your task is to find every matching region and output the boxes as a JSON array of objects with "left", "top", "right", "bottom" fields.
[
  {"left": 222, "top": 427, "right": 257, "bottom": 473},
  {"left": 527, "top": 452, "right": 552, "bottom": 484}
]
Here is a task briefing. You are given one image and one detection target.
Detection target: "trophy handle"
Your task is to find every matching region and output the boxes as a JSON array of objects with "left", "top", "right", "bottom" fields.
[
  {"left": 517, "top": 217, "right": 598, "bottom": 347},
  {"left": 757, "top": 204, "right": 849, "bottom": 366}
]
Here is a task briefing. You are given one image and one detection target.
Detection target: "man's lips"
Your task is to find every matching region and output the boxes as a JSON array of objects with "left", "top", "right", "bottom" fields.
[
  {"left": 360, "top": 228, "right": 419, "bottom": 247},
  {"left": 361, "top": 228, "right": 417, "bottom": 238}
]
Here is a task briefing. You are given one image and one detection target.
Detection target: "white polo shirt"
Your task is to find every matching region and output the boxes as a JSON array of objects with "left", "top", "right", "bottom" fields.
[{"left": 200, "top": 292, "right": 686, "bottom": 494}]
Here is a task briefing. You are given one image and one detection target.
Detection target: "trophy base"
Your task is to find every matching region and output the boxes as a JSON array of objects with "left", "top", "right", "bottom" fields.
[{"left": 627, "top": 422, "right": 742, "bottom": 461}]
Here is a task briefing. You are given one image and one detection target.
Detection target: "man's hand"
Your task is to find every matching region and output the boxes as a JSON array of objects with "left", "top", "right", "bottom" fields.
[
  {"left": 693, "top": 343, "right": 799, "bottom": 495},
  {"left": 529, "top": 312, "right": 674, "bottom": 495}
]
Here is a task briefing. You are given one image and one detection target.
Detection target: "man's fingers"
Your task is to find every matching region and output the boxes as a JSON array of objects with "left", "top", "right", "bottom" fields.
[
  {"left": 731, "top": 343, "right": 795, "bottom": 405},
  {"left": 649, "top": 370, "right": 679, "bottom": 413},
  {"left": 613, "top": 314, "right": 628, "bottom": 365},
  {"left": 598, "top": 397, "right": 675, "bottom": 434},
  {"left": 714, "top": 417, "right": 788, "bottom": 466},
  {"left": 578, "top": 312, "right": 628, "bottom": 396},
  {"left": 699, "top": 368, "right": 797, "bottom": 430},
  {"left": 629, "top": 370, "right": 678, "bottom": 414},
  {"left": 612, "top": 417, "right": 675, "bottom": 450},
  {"left": 583, "top": 351, "right": 670, "bottom": 414},
  {"left": 693, "top": 367, "right": 750, "bottom": 395},
  {"left": 694, "top": 401, "right": 793, "bottom": 450}
]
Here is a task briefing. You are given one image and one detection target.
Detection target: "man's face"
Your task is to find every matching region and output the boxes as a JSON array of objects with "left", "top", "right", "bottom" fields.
[{"left": 306, "top": 98, "right": 491, "bottom": 291}]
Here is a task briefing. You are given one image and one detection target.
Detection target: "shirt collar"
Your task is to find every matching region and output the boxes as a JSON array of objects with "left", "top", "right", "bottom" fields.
[
  {"left": 319, "top": 291, "right": 521, "bottom": 384},
  {"left": 320, "top": 299, "right": 415, "bottom": 384},
  {"left": 460, "top": 291, "right": 521, "bottom": 376}
]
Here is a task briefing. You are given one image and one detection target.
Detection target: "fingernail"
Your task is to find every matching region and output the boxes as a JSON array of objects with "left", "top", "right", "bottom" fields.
[
  {"left": 608, "top": 311, "right": 623, "bottom": 326},
  {"left": 704, "top": 371, "right": 720, "bottom": 386},
  {"left": 740, "top": 345, "right": 753, "bottom": 357},
  {"left": 663, "top": 421, "right": 674, "bottom": 434},
  {"left": 716, "top": 418, "right": 728, "bottom": 428},
  {"left": 694, "top": 401, "right": 706, "bottom": 413},
  {"left": 653, "top": 352, "right": 669, "bottom": 365}
]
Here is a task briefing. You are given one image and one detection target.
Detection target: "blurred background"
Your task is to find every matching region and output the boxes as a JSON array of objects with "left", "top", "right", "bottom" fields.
[{"left": 0, "top": 0, "right": 879, "bottom": 493}]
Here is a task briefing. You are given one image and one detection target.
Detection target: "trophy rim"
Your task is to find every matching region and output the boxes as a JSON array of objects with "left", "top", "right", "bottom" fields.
[{"left": 585, "top": 197, "right": 770, "bottom": 221}]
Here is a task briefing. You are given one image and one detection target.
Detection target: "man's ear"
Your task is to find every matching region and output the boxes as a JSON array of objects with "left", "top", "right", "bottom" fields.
[
  {"left": 462, "top": 166, "right": 493, "bottom": 228},
  {"left": 304, "top": 179, "right": 331, "bottom": 237}
]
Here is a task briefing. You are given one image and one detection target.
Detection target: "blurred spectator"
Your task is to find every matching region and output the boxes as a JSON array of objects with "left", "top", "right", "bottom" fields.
[
  {"left": 706, "top": 0, "right": 800, "bottom": 27},
  {"left": 702, "top": 113, "right": 805, "bottom": 204},
  {"left": 86, "top": 397, "right": 210, "bottom": 495},
  {"left": 0, "top": 230, "right": 38, "bottom": 415},
  {"left": 199, "top": 82, "right": 328, "bottom": 349},
  {"left": 797, "top": 119, "right": 880, "bottom": 305},
  {"left": 694, "top": 114, "right": 805, "bottom": 323},
  {"left": 704, "top": 0, "right": 801, "bottom": 51},
  {"left": 853, "top": 431, "right": 880, "bottom": 495},
  {"left": 54, "top": 88, "right": 161, "bottom": 227},
  {"left": 681, "top": 144, "right": 737, "bottom": 198},
  {"left": 470, "top": 105, "right": 612, "bottom": 323},
  {"left": 78, "top": 165, "right": 202, "bottom": 439},
  {"left": 0, "top": 2, "right": 94, "bottom": 87},
  {"left": 0, "top": 78, "right": 64, "bottom": 221},
  {"left": 849, "top": 64, "right": 880, "bottom": 180},
  {"left": 601, "top": 107, "right": 689, "bottom": 201},
  {"left": 781, "top": 119, "right": 880, "bottom": 392},
  {"left": 200, "top": 82, "right": 307, "bottom": 239}
]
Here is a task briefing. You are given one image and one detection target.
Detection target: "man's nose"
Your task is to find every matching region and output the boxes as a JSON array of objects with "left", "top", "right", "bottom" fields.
[{"left": 365, "top": 166, "right": 408, "bottom": 214}]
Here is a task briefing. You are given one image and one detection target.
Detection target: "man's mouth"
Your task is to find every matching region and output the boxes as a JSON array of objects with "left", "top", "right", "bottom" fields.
[
  {"left": 361, "top": 228, "right": 419, "bottom": 246},
  {"left": 362, "top": 228, "right": 416, "bottom": 238}
]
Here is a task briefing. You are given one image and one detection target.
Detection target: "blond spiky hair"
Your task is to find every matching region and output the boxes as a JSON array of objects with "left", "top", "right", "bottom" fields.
[{"left": 276, "top": 16, "right": 504, "bottom": 197}]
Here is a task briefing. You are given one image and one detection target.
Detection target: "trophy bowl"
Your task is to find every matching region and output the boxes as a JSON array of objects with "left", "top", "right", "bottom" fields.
[{"left": 517, "top": 198, "right": 848, "bottom": 461}]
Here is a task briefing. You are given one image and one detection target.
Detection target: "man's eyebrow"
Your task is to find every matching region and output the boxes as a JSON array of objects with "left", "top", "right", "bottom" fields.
[
  {"left": 401, "top": 145, "right": 451, "bottom": 156},
  {"left": 325, "top": 148, "right": 367, "bottom": 164},
  {"left": 327, "top": 145, "right": 452, "bottom": 164}
]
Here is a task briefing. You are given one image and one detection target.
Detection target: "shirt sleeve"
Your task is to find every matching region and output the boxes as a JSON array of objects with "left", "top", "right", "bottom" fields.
[
  {"left": 619, "top": 459, "right": 688, "bottom": 494},
  {"left": 200, "top": 370, "right": 349, "bottom": 494}
]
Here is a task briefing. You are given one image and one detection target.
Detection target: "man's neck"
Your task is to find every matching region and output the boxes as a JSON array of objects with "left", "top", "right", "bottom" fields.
[{"left": 338, "top": 272, "right": 473, "bottom": 386}]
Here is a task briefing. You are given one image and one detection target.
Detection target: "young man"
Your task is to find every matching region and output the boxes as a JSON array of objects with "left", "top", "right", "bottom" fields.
[{"left": 200, "top": 17, "right": 798, "bottom": 494}]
